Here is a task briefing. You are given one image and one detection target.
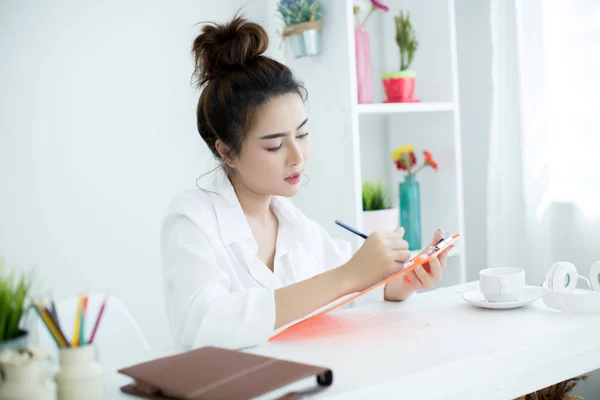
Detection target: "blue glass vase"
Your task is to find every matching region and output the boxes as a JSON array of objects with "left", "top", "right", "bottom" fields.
[{"left": 399, "top": 175, "right": 422, "bottom": 250}]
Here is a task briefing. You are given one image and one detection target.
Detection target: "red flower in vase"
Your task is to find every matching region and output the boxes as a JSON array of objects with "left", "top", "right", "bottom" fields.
[
  {"left": 423, "top": 150, "right": 438, "bottom": 171},
  {"left": 395, "top": 151, "right": 417, "bottom": 171}
]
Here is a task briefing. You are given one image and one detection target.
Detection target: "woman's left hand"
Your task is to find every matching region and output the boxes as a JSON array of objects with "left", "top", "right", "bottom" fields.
[{"left": 384, "top": 229, "right": 452, "bottom": 301}]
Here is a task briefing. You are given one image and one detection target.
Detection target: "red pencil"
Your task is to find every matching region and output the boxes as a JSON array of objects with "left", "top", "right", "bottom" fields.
[{"left": 88, "top": 296, "right": 108, "bottom": 343}]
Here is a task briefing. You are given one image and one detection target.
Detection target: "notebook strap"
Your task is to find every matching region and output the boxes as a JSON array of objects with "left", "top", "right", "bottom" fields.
[{"left": 186, "top": 359, "right": 278, "bottom": 398}]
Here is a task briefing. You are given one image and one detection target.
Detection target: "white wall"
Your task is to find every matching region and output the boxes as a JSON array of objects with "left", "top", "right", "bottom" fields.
[
  {"left": 455, "top": 0, "right": 492, "bottom": 280},
  {"left": 0, "top": 0, "right": 265, "bottom": 349}
]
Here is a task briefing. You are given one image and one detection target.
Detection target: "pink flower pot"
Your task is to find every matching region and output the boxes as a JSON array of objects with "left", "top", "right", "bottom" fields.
[
  {"left": 355, "top": 25, "right": 373, "bottom": 104},
  {"left": 381, "top": 71, "right": 419, "bottom": 103}
]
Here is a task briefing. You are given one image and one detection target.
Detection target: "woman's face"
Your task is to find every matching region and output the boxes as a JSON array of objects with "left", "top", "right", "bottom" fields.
[{"left": 227, "top": 92, "right": 311, "bottom": 198}]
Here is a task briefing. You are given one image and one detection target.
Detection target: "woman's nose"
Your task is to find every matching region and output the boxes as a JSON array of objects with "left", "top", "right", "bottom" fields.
[{"left": 287, "top": 141, "right": 303, "bottom": 166}]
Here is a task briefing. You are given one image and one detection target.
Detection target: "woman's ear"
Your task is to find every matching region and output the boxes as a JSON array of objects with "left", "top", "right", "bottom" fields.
[{"left": 215, "top": 139, "right": 235, "bottom": 168}]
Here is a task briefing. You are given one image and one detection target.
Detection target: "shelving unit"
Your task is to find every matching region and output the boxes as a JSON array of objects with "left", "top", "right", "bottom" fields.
[
  {"left": 357, "top": 102, "right": 455, "bottom": 114},
  {"left": 279, "top": 0, "right": 466, "bottom": 287},
  {"left": 350, "top": 0, "right": 466, "bottom": 287}
]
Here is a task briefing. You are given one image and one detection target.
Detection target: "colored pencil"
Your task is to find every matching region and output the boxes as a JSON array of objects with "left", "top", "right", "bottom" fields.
[
  {"left": 42, "top": 308, "right": 68, "bottom": 347},
  {"left": 45, "top": 302, "right": 70, "bottom": 347},
  {"left": 48, "top": 298, "right": 59, "bottom": 326},
  {"left": 72, "top": 296, "right": 83, "bottom": 346},
  {"left": 88, "top": 295, "right": 108, "bottom": 344},
  {"left": 32, "top": 302, "right": 67, "bottom": 348},
  {"left": 79, "top": 295, "right": 88, "bottom": 345}
]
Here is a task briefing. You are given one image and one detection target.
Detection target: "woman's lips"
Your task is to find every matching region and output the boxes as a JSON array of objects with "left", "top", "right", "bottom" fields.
[{"left": 285, "top": 172, "right": 301, "bottom": 184}]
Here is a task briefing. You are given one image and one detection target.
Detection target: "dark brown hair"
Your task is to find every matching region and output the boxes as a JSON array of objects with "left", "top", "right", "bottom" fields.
[{"left": 191, "top": 14, "right": 306, "bottom": 161}]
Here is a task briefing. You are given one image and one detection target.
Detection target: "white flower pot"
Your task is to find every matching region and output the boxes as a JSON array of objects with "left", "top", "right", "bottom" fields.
[
  {"left": 0, "top": 359, "right": 57, "bottom": 400},
  {"left": 362, "top": 208, "right": 399, "bottom": 236}
]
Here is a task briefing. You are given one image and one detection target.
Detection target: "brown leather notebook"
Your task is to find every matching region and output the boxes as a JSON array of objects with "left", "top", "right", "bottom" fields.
[{"left": 117, "top": 346, "right": 333, "bottom": 400}]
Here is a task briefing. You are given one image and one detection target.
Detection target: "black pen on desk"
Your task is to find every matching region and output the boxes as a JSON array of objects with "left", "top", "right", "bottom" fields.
[{"left": 334, "top": 220, "right": 368, "bottom": 239}]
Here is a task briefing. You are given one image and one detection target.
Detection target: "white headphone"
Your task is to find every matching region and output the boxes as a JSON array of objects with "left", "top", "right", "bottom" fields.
[{"left": 542, "top": 261, "right": 600, "bottom": 313}]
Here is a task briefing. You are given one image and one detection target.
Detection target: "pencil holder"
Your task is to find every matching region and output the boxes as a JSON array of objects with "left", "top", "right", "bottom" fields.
[{"left": 55, "top": 344, "right": 104, "bottom": 400}]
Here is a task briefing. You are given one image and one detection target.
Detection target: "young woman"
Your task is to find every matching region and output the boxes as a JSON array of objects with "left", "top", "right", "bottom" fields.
[{"left": 160, "top": 15, "right": 451, "bottom": 350}]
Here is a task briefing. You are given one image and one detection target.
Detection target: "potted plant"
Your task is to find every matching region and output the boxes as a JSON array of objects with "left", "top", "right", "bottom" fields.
[
  {"left": 361, "top": 181, "right": 399, "bottom": 235},
  {"left": 277, "top": 0, "right": 323, "bottom": 58},
  {"left": 391, "top": 146, "right": 438, "bottom": 250},
  {"left": 0, "top": 259, "right": 33, "bottom": 351},
  {"left": 382, "top": 10, "right": 419, "bottom": 102}
]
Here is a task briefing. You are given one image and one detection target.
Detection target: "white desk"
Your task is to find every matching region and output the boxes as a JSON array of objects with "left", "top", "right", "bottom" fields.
[{"left": 107, "top": 282, "right": 600, "bottom": 399}]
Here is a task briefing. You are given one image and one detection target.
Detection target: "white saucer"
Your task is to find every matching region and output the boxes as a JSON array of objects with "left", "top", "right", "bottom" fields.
[{"left": 462, "top": 286, "right": 543, "bottom": 309}]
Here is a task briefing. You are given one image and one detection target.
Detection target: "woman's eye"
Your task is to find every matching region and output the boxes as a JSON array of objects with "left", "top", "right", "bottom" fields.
[{"left": 266, "top": 133, "right": 308, "bottom": 152}]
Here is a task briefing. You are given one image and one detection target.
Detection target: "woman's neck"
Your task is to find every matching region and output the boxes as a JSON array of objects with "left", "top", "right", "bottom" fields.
[{"left": 228, "top": 173, "right": 273, "bottom": 222}]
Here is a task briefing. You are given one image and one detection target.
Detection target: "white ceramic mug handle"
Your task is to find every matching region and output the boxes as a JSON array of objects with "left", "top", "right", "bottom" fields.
[{"left": 500, "top": 278, "right": 509, "bottom": 296}]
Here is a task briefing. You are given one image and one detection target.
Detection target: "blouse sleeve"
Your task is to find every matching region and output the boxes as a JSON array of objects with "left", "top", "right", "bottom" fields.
[
  {"left": 306, "top": 219, "right": 386, "bottom": 307},
  {"left": 161, "top": 215, "right": 276, "bottom": 350}
]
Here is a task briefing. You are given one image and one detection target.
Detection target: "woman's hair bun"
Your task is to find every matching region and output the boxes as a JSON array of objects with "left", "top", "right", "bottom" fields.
[{"left": 192, "top": 14, "right": 269, "bottom": 86}]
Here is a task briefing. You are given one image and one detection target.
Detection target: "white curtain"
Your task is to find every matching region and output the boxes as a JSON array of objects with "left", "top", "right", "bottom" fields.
[{"left": 488, "top": 0, "right": 600, "bottom": 286}]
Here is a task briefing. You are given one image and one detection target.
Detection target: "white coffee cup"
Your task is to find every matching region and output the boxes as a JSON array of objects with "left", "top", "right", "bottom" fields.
[{"left": 479, "top": 267, "right": 526, "bottom": 302}]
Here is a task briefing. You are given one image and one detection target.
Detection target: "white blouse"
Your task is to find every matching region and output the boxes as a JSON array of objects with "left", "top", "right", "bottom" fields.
[{"left": 160, "top": 168, "right": 384, "bottom": 350}]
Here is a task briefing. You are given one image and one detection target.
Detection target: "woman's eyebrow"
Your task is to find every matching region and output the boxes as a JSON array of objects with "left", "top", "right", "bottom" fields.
[{"left": 259, "top": 118, "right": 308, "bottom": 140}]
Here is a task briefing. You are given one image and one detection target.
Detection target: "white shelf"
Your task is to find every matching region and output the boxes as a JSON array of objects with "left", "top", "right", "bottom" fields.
[{"left": 357, "top": 102, "right": 455, "bottom": 115}]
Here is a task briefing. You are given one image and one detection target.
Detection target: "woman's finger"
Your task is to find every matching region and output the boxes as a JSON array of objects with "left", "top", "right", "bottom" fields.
[
  {"left": 428, "top": 256, "right": 443, "bottom": 282},
  {"left": 414, "top": 265, "right": 434, "bottom": 288},
  {"left": 432, "top": 229, "right": 444, "bottom": 244},
  {"left": 388, "top": 237, "right": 409, "bottom": 250},
  {"left": 392, "top": 249, "right": 412, "bottom": 263},
  {"left": 438, "top": 245, "right": 453, "bottom": 268},
  {"left": 406, "top": 270, "right": 421, "bottom": 287}
]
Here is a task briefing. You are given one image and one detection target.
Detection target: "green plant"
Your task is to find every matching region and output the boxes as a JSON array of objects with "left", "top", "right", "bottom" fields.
[
  {"left": 394, "top": 10, "right": 418, "bottom": 71},
  {"left": 362, "top": 181, "right": 393, "bottom": 211},
  {"left": 276, "top": 0, "right": 322, "bottom": 26},
  {"left": 0, "top": 258, "right": 33, "bottom": 342}
]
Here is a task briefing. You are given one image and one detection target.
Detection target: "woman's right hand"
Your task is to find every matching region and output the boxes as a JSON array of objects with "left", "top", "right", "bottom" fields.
[{"left": 342, "top": 229, "right": 411, "bottom": 292}]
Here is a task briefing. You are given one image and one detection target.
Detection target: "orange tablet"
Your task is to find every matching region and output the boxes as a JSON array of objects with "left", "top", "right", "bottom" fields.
[{"left": 269, "top": 233, "right": 460, "bottom": 341}]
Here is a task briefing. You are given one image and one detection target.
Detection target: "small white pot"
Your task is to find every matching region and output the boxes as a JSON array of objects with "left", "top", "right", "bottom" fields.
[
  {"left": 0, "top": 360, "right": 57, "bottom": 400},
  {"left": 362, "top": 208, "right": 399, "bottom": 236}
]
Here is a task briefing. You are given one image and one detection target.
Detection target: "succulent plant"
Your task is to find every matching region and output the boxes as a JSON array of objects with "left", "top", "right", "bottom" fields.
[
  {"left": 277, "top": 0, "right": 322, "bottom": 26},
  {"left": 395, "top": 10, "right": 418, "bottom": 71}
]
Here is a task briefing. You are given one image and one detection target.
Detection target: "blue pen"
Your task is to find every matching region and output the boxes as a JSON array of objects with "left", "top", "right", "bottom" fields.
[{"left": 334, "top": 220, "right": 368, "bottom": 239}]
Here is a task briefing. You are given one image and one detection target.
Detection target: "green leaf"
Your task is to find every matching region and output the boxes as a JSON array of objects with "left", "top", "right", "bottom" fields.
[
  {"left": 277, "top": 0, "right": 323, "bottom": 26},
  {"left": 362, "top": 181, "right": 393, "bottom": 211},
  {"left": 0, "top": 262, "right": 33, "bottom": 342},
  {"left": 7, "top": 274, "right": 28, "bottom": 339}
]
